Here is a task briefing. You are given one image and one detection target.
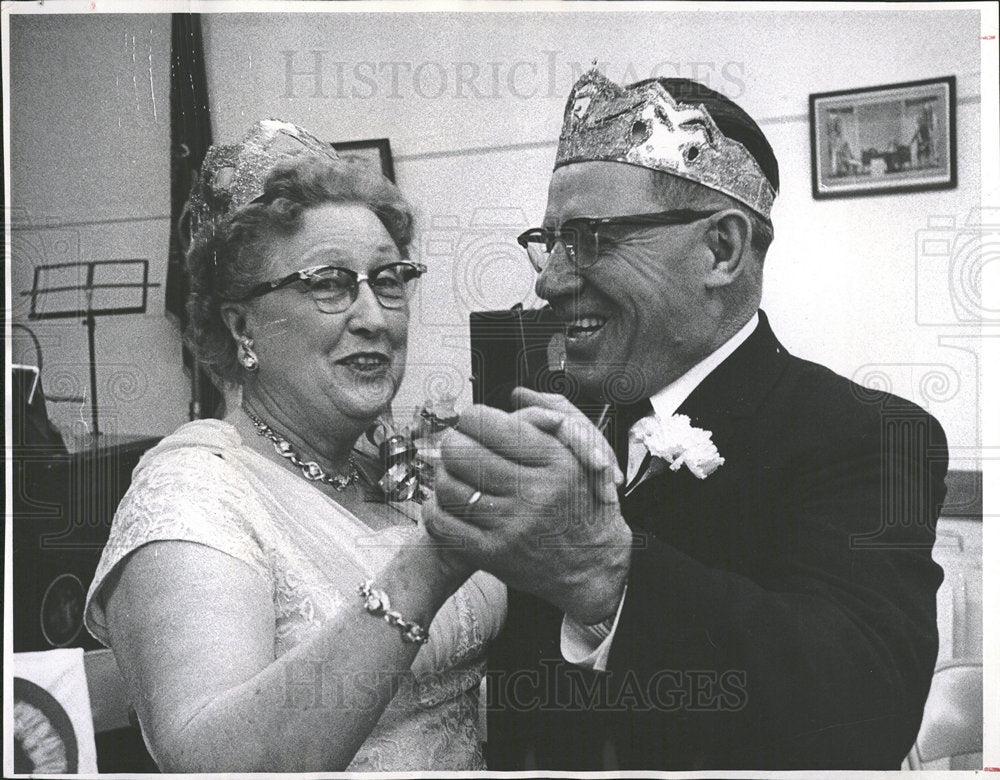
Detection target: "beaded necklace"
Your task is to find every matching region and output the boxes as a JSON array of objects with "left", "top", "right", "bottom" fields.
[{"left": 242, "top": 403, "right": 359, "bottom": 491}]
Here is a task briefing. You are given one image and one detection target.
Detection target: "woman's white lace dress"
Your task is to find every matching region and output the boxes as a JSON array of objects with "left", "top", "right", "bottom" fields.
[{"left": 84, "top": 419, "right": 506, "bottom": 771}]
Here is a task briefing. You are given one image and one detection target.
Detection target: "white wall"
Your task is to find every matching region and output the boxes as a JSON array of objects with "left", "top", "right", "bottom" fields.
[
  {"left": 8, "top": 13, "right": 189, "bottom": 444},
  {"left": 8, "top": 7, "right": 987, "bottom": 456}
]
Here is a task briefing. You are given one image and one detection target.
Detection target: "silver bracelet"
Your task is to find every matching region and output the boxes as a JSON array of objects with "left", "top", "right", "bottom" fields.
[{"left": 358, "top": 580, "right": 430, "bottom": 644}]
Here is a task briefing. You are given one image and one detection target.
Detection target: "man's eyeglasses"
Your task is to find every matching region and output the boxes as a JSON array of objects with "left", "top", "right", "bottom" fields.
[
  {"left": 239, "top": 261, "right": 427, "bottom": 314},
  {"left": 516, "top": 209, "right": 720, "bottom": 272}
]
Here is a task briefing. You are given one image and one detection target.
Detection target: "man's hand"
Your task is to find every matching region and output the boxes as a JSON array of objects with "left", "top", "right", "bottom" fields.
[
  {"left": 509, "top": 387, "right": 624, "bottom": 504},
  {"left": 423, "top": 390, "right": 632, "bottom": 624}
]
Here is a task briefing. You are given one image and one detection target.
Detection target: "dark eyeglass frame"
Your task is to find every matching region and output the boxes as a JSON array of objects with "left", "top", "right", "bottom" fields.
[
  {"left": 238, "top": 260, "right": 428, "bottom": 312},
  {"left": 516, "top": 209, "right": 721, "bottom": 271}
]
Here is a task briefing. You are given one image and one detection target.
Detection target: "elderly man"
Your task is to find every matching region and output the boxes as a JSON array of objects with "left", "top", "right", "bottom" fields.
[{"left": 424, "top": 70, "right": 947, "bottom": 770}]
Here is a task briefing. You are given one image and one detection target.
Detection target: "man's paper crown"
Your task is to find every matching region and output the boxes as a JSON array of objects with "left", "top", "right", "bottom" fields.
[
  {"left": 555, "top": 69, "right": 776, "bottom": 220},
  {"left": 185, "top": 119, "right": 341, "bottom": 244}
]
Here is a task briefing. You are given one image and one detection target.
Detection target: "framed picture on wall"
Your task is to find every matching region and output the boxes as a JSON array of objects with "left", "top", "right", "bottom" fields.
[
  {"left": 331, "top": 138, "right": 396, "bottom": 183},
  {"left": 809, "top": 76, "right": 957, "bottom": 200}
]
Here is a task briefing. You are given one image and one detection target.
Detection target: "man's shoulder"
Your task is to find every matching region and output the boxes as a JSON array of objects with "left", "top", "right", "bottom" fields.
[{"left": 775, "top": 351, "right": 946, "bottom": 443}]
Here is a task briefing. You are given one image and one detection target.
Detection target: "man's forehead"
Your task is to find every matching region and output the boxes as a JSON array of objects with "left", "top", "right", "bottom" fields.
[{"left": 544, "top": 161, "right": 666, "bottom": 223}]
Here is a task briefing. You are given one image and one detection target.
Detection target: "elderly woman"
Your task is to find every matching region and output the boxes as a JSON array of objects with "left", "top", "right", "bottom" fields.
[{"left": 83, "top": 121, "right": 505, "bottom": 772}]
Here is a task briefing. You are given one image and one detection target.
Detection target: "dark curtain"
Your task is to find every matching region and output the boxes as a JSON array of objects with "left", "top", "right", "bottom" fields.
[{"left": 166, "top": 14, "right": 223, "bottom": 420}]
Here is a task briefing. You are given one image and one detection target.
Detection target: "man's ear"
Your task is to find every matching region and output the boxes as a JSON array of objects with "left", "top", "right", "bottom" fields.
[
  {"left": 703, "top": 209, "right": 752, "bottom": 289},
  {"left": 220, "top": 303, "right": 251, "bottom": 343}
]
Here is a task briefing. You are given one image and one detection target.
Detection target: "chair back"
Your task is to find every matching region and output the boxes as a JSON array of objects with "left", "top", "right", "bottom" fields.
[{"left": 906, "top": 658, "right": 982, "bottom": 769}]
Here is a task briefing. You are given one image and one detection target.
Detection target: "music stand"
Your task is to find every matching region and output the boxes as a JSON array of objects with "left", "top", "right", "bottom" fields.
[{"left": 23, "top": 260, "right": 160, "bottom": 439}]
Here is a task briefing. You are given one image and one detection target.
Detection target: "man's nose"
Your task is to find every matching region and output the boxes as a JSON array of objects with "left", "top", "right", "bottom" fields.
[{"left": 534, "top": 243, "right": 583, "bottom": 301}]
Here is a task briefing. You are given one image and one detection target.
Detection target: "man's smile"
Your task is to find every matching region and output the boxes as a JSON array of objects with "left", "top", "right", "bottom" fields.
[{"left": 565, "top": 315, "right": 608, "bottom": 341}]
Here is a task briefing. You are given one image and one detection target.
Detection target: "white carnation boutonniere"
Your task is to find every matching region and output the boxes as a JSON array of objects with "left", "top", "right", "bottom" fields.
[{"left": 630, "top": 413, "right": 725, "bottom": 480}]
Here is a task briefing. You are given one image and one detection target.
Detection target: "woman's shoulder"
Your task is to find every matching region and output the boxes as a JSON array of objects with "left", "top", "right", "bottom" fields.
[
  {"left": 121, "top": 419, "right": 272, "bottom": 532},
  {"left": 144, "top": 418, "right": 244, "bottom": 460},
  {"left": 129, "top": 419, "right": 253, "bottom": 487},
  {"left": 85, "top": 420, "right": 273, "bottom": 645}
]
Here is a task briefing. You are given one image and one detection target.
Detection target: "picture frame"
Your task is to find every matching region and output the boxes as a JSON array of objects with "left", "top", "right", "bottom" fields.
[
  {"left": 809, "top": 76, "right": 957, "bottom": 200},
  {"left": 331, "top": 138, "right": 396, "bottom": 183}
]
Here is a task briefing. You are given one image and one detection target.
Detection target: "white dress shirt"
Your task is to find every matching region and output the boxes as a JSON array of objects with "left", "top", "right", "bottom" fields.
[{"left": 561, "top": 313, "right": 759, "bottom": 670}]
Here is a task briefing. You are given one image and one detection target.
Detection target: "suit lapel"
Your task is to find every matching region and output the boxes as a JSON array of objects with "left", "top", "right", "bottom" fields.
[
  {"left": 676, "top": 310, "right": 790, "bottom": 426},
  {"left": 620, "top": 311, "right": 791, "bottom": 533}
]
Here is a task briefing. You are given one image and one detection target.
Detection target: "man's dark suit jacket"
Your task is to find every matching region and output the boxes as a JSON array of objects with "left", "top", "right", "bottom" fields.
[{"left": 486, "top": 311, "right": 948, "bottom": 770}]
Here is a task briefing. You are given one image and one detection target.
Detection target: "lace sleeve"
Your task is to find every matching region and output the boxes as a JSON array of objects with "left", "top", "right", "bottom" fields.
[{"left": 84, "top": 446, "right": 272, "bottom": 646}]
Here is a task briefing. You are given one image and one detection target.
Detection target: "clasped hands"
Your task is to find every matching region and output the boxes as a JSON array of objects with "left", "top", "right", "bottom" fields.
[{"left": 423, "top": 388, "right": 634, "bottom": 625}]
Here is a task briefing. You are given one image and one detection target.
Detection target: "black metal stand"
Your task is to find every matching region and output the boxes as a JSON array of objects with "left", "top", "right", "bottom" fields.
[
  {"left": 22, "top": 259, "right": 159, "bottom": 440},
  {"left": 85, "top": 311, "right": 100, "bottom": 436}
]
